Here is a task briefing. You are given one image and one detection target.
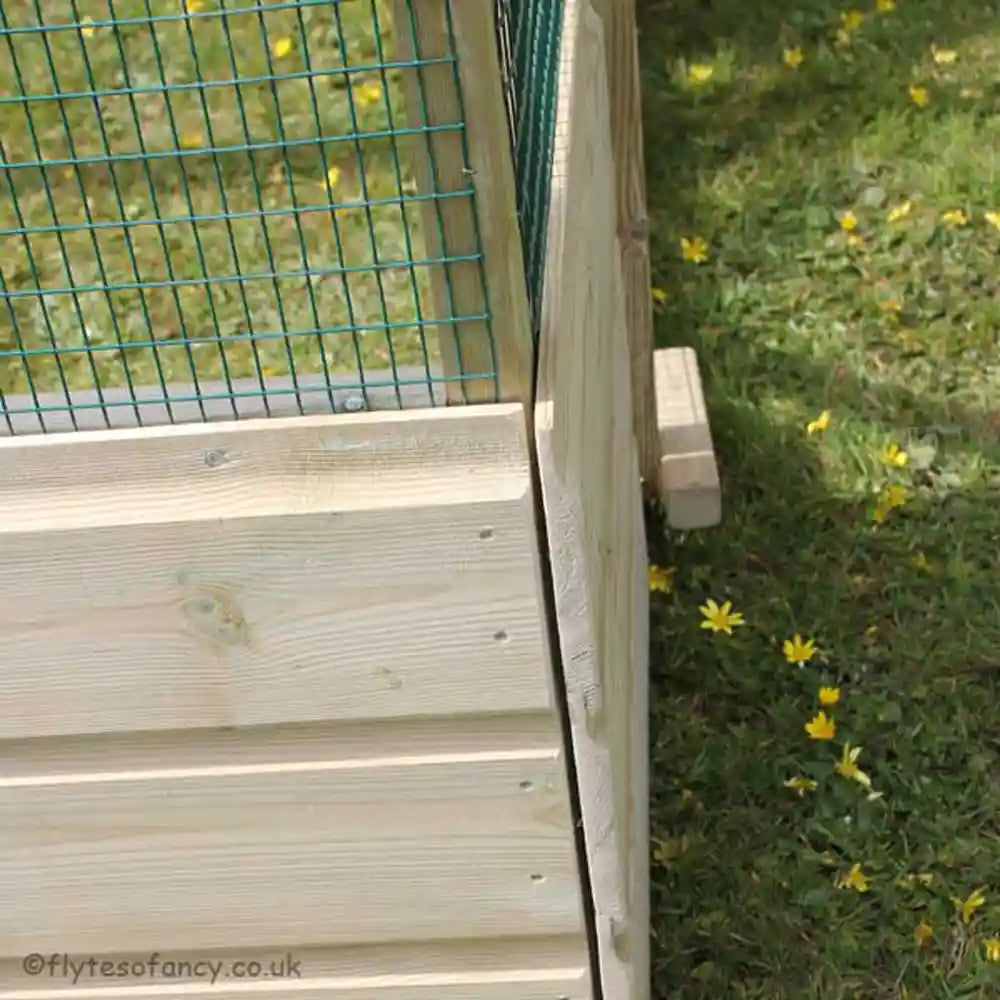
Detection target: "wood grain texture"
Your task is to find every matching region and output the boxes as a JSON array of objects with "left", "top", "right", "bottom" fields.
[
  {"left": 533, "top": 3, "right": 650, "bottom": 1000},
  {"left": 0, "top": 406, "right": 554, "bottom": 740},
  {"left": 585, "top": 0, "right": 658, "bottom": 496},
  {"left": 1, "top": 935, "right": 590, "bottom": 999},
  {"left": 0, "top": 979, "right": 590, "bottom": 1000},
  {"left": 1, "top": 737, "right": 580, "bottom": 954},
  {"left": 654, "top": 346, "right": 721, "bottom": 529},
  {"left": 391, "top": 0, "right": 532, "bottom": 406},
  {"left": 0, "top": 401, "right": 592, "bottom": 992}
]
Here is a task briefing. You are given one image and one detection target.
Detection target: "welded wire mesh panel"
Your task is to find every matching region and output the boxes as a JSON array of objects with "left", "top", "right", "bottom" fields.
[
  {"left": 0, "top": 0, "right": 492, "bottom": 434},
  {"left": 495, "top": 0, "right": 563, "bottom": 339}
]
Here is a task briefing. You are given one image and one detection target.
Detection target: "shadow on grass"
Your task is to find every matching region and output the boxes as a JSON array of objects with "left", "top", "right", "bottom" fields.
[
  {"left": 638, "top": 0, "right": 1000, "bottom": 231},
  {"left": 638, "top": 2, "right": 1000, "bottom": 997}
]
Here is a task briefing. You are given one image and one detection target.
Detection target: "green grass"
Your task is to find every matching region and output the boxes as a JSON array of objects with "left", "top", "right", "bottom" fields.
[
  {"left": 641, "top": 1, "right": 1000, "bottom": 996},
  {"left": 0, "top": 0, "right": 447, "bottom": 402}
]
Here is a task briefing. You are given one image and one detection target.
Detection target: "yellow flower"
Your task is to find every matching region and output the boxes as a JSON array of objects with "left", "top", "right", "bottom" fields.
[
  {"left": 876, "top": 0, "right": 896, "bottom": 10},
  {"left": 818, "top": 686, "right": 840, "bottom": 707},
  {"left": 835, "top": 743, "right": 872, "bottom": 788},
  {"left": 272, "top": 36, "right": 294, "bottom": 59},
  {"left": 883, "top": 483, "right": 909, "bottom": 510},
  {"left": 985, "top": 938, "right": 1000, "bottom": 962},
  {"left": 782, "top": 47, "right": 804, "bottom": 69},
  {"left": 80, "top": 16, "right": 96, "bottom": 37},
  {"left": 180, "top": 132, "right": 204, "bottom": 150},
  {"left": 985, "top": 211, "right": 1000, "bottom": 231},
  {"left": 840, "top": 10, "right": 864, "bottom": 30},
  {"left": 871, "top": 503, "right": 889, "bottom": 525},
  {"left": 956, "top": 887, "right": 986, "bottom": 924},
  {"left": 648, "top": 564, "right": 675, "bottom": 594},
  {"left": 839, "top": 211, "right": 858, "bottom": 232},
  {"left": 355, "top": 81, "right": 384, "bottom": 108},
  {"left": 908, "top": 84, "right": 930, "bottom": 107},
  {"left": 807, "top": 409, "right": 831, "bottom": 435},
  {"left": 941, "top": 208, "right": 968, "bottom": 227},
  {"left": 699, "top": 599, "right": 745, "bottom": 635},
  {"left": 915, "top": 921, "right": 933, "bottom": 948},
  {"left": 912, "top": 551, "right": 931, "bottom": 572},
  {"left": 836, "top": 863, "right": 870, "bottom": 892},
  {"left": 880, "top": 298, "right": 903, "bottom": 314},
  {"left": 805, "top": 711, "right": 836, "bottom": 741},
  {"left": 326, "top": 165, "right": 341, "bottom": 189},
  {"left": 880, "top": 442, "right": 909, "bottom": 468},
  {"left": 783, "top": 776, "right": 818, "bottom": 796},
  {"left": 183, "top": 0, "right": 204, "bottom": 12},
  {"left": 681, "top": 236, "right": 709, "bottom": 263},
  {"left": 651, "top": 286, "right": 669, "bottom": 305},
  {"left": 887, "top": 200, "right": 912, "bottom": 223},
  {"left": 783, "top": 634, "right": 817, "bottom": 666},
  {"left": 931, "top": 46, "right": 957, "bottom": 65},
  {"left": 687, "top": 63, "right": 715, "bottom": 85}
]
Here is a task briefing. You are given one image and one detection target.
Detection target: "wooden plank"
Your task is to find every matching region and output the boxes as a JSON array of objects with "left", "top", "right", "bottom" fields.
[
  {"left": 0, "top": 712, "right": 563, "bottom": 778},
  {"left": 585, "top": 0, "right": 659, "bottom": 497},
  {"left": 533, "top": 3, "right": 650, "bottom": 1000},
  {"left": 0, "top": 978, "right": 591, "bottom": 1000},
  {"left": 391, "top": 0, "right": 533, "bottom": 405},
  {"left": 654, "top": 346, "right": 721, "bottom": 529},
  {"left": 0, "top": 406, "right": 558, "bottom": 740},
  {"left": 0, "top": 735, "right": 582, "bottom": 954},
  {"left": 0, "top": 367, "right": 445, "bottom": 437},
  {"left": 0, "top": 935, "right": 591, "bottom": 999}
]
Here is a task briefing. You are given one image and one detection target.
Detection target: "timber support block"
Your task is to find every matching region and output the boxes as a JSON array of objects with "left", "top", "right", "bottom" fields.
[{"left": 654, "top": 346, "right": 721, "bottom": 530}]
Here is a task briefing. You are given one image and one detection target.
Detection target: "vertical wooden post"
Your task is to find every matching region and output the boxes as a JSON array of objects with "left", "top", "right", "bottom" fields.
[
  {"left": 534, "top": 2, "right": 650, "bottom": 999},
  {"left": 391, "top": 0, "right": 533, "bottom": 406},
  {"left": 588, "top": 0, "right": 660, "bottom": 497}
]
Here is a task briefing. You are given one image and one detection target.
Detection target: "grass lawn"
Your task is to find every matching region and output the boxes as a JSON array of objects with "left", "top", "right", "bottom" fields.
[
  {"left": 641, "top": 1, "right": 1000, "bottom": 996},
  {"left": 0, "top": 0, "right": 442, "bottom": 403}
]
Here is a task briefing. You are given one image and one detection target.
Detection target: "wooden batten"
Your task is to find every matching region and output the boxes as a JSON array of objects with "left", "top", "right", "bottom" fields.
[{"left": 391, "top": 0, "right": 533, "bottom": 407}]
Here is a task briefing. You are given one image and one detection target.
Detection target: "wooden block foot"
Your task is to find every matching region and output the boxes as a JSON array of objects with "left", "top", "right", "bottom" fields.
[{"left": 653, "top": 347, "right": 721, "bottom": 530}]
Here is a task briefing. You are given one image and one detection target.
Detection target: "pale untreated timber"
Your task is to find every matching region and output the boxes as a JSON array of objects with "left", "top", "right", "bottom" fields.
[
  {"left": 0, "top": 399, "right": 593, "bottom": 983},
  {"left": 1, "top": 979, "right": 590, "bottom": 1000},
  {"left": 654, "top": 346, "right": 721, "bottom": 529},
  {"left": 533, "top": 3, "right": 650, "bottom": 1000},
  {"left": 586, "top": 0, "right": 659, "bottom": 496},
  {"left": 391, "top": 0, "right": 533, "bottom": 405},
  {"left": 0, "top": 367, "right": 444, "bottom": 436},
  {"left": 1, "top": 935, "right": 591, "bottom": 999},
  {"left": 0, "top": 406, "right": 557, "bottom": 740},
  {"left": 0, "top": 741, "right": 580, "bottom": 954}
]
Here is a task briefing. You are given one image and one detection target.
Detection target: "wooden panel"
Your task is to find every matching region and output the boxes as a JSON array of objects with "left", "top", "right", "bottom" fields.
[
  {"left": 533, "top": 3, "right": 650, "bottom": 1000},
  {"left": 1, "top": 936, "right": 591, "bottom": 999},
  {"left": 0, "top": 367, "right": 446, "bottom": 437},
  {"left": 392, "top": 0, "right": 533, "bottom": 405},
  {"left": 0, "top": 978, "right": 591, "bottom": 1000},
  {"left": 0, "top": 406, "right": 555, "bottom": 740},
  {"left": 586, "top": 0, "right": 659, "bottom": 496},
  {"left": 0, "top": 728, "right": 581, "bottom": 954}
]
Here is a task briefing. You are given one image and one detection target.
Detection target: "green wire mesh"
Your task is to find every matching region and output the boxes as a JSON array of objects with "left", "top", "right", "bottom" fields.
[
  {"left": 495, "top": 0, "right": 563, "bottom": 340},
  {"left": 0, "top": 0, "right": 495, "bottom": 434}
]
